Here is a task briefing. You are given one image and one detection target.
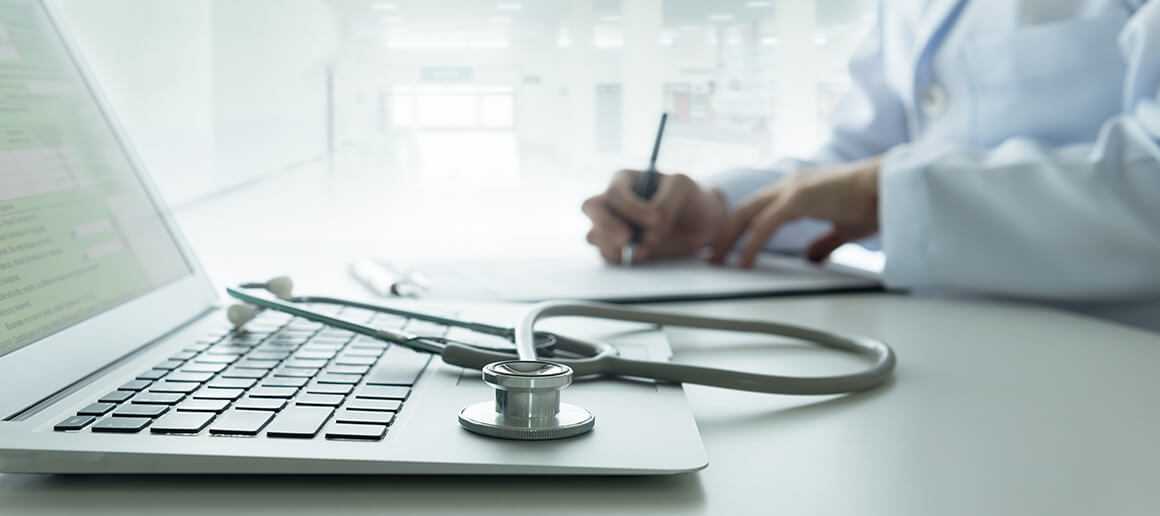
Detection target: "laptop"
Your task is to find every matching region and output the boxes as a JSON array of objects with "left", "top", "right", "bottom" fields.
[{"left": 0, "top": 0, "right": 706, "bottom": 474}]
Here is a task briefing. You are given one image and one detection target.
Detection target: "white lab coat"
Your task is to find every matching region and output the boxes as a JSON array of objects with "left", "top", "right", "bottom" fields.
[{"left": 712, "top": 0, "right": 1160, "bottom": 329}]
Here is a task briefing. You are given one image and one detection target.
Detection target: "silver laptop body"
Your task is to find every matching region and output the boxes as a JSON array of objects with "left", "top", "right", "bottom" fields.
[{"left": 0, "top": 0, "right": 706, "bottom": 475}]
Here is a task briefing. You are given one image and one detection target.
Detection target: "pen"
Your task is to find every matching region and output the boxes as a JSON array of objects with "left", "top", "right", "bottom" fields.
[{"left": 622, "top": 112, "right": 668, "bottom": 266}]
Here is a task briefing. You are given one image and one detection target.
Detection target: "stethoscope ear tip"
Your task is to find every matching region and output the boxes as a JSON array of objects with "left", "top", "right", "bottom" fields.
[
  {"left": 226, "top": 303, "right": 260, "bottom": 328},
  {"left": 265, "top": 276, "right": 294, "bottom": 299}
]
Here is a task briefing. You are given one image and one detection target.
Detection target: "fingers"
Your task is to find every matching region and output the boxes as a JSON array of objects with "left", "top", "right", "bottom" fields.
[
  {"left": 582, "top": 195, "right": 630, "bottom": 264},
  {"left": 805, "top": 229, "right": 848, "bottom": 263},
  {"left": 605, "top": 170, "right": 659, "bottom": 228},
  {"left": 709, "top": 192, "right": 776, "bottom": 264},
  {"left": 735, "top": 200, "right": 798, "bottom": 268},
  {"left": 586, "top": 169, "right": 707, "bottom": 264},
  {"left": 640, "top": 233, "right": 705, "bottom": 262},
  {"left": 643, "top": 173, "right": 695, "bottom": 246}
]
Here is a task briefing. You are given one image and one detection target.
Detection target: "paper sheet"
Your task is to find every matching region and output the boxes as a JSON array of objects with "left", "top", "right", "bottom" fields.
[{"left": 355, "top": 253, "right": 881, "bottom": 303}]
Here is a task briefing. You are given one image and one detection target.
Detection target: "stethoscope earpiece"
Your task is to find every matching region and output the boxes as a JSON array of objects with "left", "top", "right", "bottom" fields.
[
  {"left": 226, "top": 303, "right": 260, "bottom": 329},
  {"left": 240, "top": 276, "right": 294, "bottom": 300}
]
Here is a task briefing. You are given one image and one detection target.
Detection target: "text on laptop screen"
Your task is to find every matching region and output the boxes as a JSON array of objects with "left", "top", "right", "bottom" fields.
[{"left": 0, "top": 1, "right": 192, "bottom": 358}]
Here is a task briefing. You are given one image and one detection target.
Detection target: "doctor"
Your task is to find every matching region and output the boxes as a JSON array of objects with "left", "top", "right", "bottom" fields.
[{"left": 582, "top": 0, "right": 1160, "bottom": 327}]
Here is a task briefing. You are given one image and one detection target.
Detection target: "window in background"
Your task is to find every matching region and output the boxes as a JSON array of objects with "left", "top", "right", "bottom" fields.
[
  {"left": 330, "top": 0, "right": 874, "bottom": 188},
  {"left": 58, "top": 0, "right": 338, "bottom": 206}
]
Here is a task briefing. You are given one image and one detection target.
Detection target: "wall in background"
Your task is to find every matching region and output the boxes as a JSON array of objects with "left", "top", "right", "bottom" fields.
[{"left": 57, "top": 0, "right": 337, "bottom": 206}]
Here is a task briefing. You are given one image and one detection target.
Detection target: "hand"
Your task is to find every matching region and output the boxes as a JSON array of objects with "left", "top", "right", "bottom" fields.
[
  {"left": 582, "top": 169, "right": 727, "bottom": 264},
  {"left": 710, "top": 157, "right": 881, "bottom": 268}
]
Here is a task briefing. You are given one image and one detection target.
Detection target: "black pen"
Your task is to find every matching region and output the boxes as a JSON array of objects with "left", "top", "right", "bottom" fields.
[{"left": 622, "top": 112, "right": 668, "bottom": 266}]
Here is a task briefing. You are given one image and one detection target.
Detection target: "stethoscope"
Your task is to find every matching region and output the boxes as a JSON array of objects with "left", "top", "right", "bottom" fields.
[{"left": 227, "top": 277, "right": 897, "bottom": 440}]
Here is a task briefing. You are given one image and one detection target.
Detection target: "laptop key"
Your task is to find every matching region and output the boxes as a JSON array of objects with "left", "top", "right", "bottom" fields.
[
  {"left": 249, "top": 386, "right": 297, "bottom": 398},
  {"left": 272, "top": 367, "right": 318, "bottom": 378},
  {"left": 315, "top": 374, "right": 360, "bottom": 385},
  {"left": 334, "top": 409, "right": 394, "bottom": 425},
  {"left": 183, "top": 342, "right": 212, "bottom": 352},
  {"left": 234, "top": 397, "right": 286, "bottom": 411},
  {"left": 99, "top": 390, "right": 134, "bottom": 403},
  {"left": 92, "top": 416, "right": 150, "bottom": 433},
  {"left": 350, "top": 337, "right": 388, "bottom": 349},
  {"left": 153, "top": 359, "right": 185, "bottom": 371},
  {"left": 195, "top": 354, "right": 239, "bottom": 364},
  {"left": 77, "top": 402, "right": 116, "bottom": 416},
  {"left": 299, "top": 342, "right": 343, "bottom": 352},
  {"left": 333, "top": 355, "right": 376, "bottom": 367},
  {"left": 119, "top": 379, "right": 152, "bottom": 391},
  {"left": 291, "top": 352, "right": 335, "bottom": 362},
  {"left": 177, "top": 399, "right": 230, "bottom": 413},
  {"left": 165, "top": 371, "right": 214, "bottom": 383},
  {"left": 266, "top": 406, "right": 334, "bottom": 438},
  {"left": 326, "top": 365, "right": 370, "bottom": 376},
  {"left": 261, "top": 376, "right": 308, "bottom": 388},
  {"left": 170, "top": 351, "right": 198, "bottom": 361},
  {"left": 136, "top": 369, "right": 168, "bottom": 381},
  {"left": 54, "top": 415, "right": 96, "bottom": 431},
  {"left": 296, "top": 394, "right": 344, "bottom": 407},
  {"left": 325, "top": 422, "right": 387, "bottom": 441},
  {"left": 150, "top": 412, "right": 215, "bottom": 434},
  {"left": 344, "top": 399, "right": 401, "bottom": 412},
  {"left": 248, "top": 351, "right": 291, "bottom": 361},
  {"left": 306, "top": 383, "right": 353, "bottom": 395},
  {"left": 194, "top": 388, "right": 244, "bottom": 401},
  {"left": 132, "top": 392, "right": 184, "bottom": 405},
  {"left": 235, "top": 359, "right": 279, "bottom": 370},
  {"left": 181, "top": 363, "right": 228, "bottom": 373},
  {"left": 365, "top": 346, "right": 431, "bottom": 386},
  {"left": 209, "top": 410, "right": 274, "bottom": 436},
  {"left": 149, "top": 382, "right": 200, "bottom": 394},
  {"left": 113, "top": 404, "right": 168, "bottom": 418},
  {"left": 317, "top": 329, "right": 354, "bottom": 340},
  {"left": 284, "top": 359, "right": 328, "bottom": 369},
  {"left": 205, "top": 346, "right": 248, "bottom": 356},
  {"left": 221, "top": 367, "right": 267, "bottom": 379},
  {"left": 355, "top": 385, "right": 410, "bottom": 400},
  {"left": 207, "top": 377, "right": 256, "bottom": 390}
]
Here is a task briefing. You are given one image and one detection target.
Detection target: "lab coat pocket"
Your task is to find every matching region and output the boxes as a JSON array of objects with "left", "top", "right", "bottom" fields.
[{"left": 963, "top": 13, "right": 1128, "bottom": 148}]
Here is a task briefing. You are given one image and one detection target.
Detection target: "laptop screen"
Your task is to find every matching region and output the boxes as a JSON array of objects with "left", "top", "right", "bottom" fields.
[{"left": 0, "top": 1, "right": 192, "bottom": 358}]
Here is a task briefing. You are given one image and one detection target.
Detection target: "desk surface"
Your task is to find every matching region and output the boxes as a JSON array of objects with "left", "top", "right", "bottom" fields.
[
  {"left": 3, "top": 167, "right": 1159, "bottom": 515},
  {"left": 4, "top": 292, "right": 1158, "bottom": 515}
]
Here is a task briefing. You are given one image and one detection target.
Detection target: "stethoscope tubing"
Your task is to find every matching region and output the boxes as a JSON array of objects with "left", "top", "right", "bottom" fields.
[
  {"left": 228, "top": 285, "right": 897, "bottom": 396},
  {"left": 512, "top": 301, "right": 896, "bottom": 395}
]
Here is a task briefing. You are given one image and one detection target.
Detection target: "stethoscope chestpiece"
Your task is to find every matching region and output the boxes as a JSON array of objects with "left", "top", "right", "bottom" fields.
[{"left": 458, "top": 360, "right": 595, "bottom": 440}]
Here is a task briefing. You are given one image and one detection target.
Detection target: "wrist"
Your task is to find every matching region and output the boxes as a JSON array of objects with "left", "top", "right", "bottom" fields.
[{"left": 856, "top": 159, "right": 882, "bottom": 225}]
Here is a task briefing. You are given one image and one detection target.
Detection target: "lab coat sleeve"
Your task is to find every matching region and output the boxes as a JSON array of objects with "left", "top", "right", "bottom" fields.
[
  {"left": 879, "top": 6, "right": 1160, "bottom": 301},
  {"left": 708, "top": 1, "right": 909, "bottom": 251}
]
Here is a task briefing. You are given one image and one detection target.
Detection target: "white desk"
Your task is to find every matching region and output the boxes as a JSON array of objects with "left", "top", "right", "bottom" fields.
[
  {"left": 4, "top": 293, "right": 1158, "bottom": 515},
  {"left": 3, "top": 166, "right": 1159, "bottom": 515}
]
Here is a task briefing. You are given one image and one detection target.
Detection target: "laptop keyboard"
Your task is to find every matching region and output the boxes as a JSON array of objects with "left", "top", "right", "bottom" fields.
[{"left": 52, "top": 305, "right": 441, "bottom": 441}]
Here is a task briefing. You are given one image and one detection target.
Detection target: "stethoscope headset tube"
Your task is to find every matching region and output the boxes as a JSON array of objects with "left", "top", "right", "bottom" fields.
[{"left": 228, "top": 278, "right": 897, "bottom": 441}]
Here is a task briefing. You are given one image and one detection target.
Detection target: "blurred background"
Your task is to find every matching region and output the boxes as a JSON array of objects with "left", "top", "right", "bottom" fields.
[
  {"left": 53, "top": 0, "right": 875, "bottom": 280},
  {"left": 58, "top": 0, "right": 872, "bottom": 205}
]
